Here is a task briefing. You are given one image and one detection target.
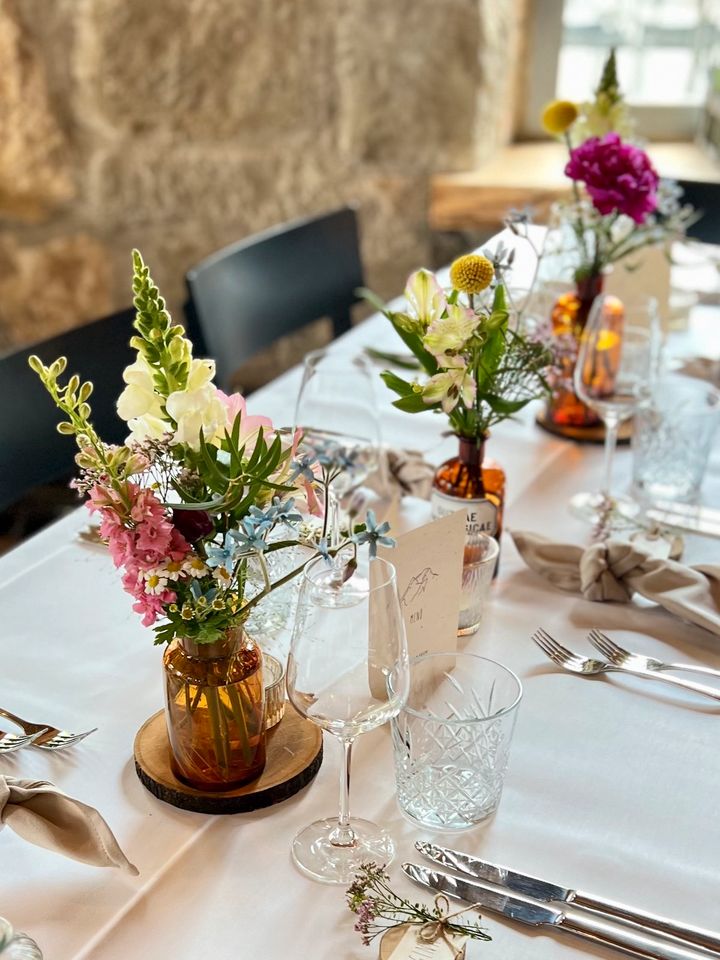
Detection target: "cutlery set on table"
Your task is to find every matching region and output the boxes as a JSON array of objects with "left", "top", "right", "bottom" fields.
[
  {"left": 0, "top": 707, "right": 95, "bottom": 753},
  {"left": 532, "top": 629, "right": 720, "bottom": 702},
  {"left": 404, "top": 842, "right": 720, "bottom": 960}
]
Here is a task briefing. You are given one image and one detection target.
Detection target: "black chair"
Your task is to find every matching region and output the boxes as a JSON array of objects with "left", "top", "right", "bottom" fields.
[
  {"left": 677, "top": 179, "right": 720, "bottom": 245},
  {"left": 185, "top": 207, "right": 365, "bottom": 390},
  {"left": 0, "top": 308, "right": 136, "bottom": 514}
]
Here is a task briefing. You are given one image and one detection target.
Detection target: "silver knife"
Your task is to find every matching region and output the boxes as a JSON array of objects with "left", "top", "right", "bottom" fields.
[
  {"left": 645, "top": 506, "right": 720, "bottom": 540},
  {"left": 403, "top": 863, "right": 716, "bottom": 960},
  {"left": 416, "top": 842, "right": 720, "bottom": 955}
]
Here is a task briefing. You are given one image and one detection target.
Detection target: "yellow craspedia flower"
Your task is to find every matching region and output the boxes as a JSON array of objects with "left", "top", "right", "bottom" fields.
[
  {"left": 449, "top": 255, "right": 494, "bottom": 295},
  {"left": 541, "top": 99, "right": 579, "bottom": 136}
]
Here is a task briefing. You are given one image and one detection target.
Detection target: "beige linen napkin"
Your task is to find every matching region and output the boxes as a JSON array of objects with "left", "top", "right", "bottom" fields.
[
  {"left": 366, "top": 448, "right": 436, "bottom": 501},
  {"left": 1, "top": 777, "right": 138, "bottom": 875},
  {"left": 511, "top": 531, "right": 720, "bottom": 637}
]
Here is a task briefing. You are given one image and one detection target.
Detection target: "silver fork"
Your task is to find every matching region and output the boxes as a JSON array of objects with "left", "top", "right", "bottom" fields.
[
  {"left": 0, "top": 729, "right": 47, "bottom": 754},
  {"left": 532, "top": 628, "right": 720, "bottom": 702},
  {"left": 588, "top": 629, "right": 720, "bottom": 682},
  {"left": 0, "top": 707, "right": 97, "bottom": 751}
]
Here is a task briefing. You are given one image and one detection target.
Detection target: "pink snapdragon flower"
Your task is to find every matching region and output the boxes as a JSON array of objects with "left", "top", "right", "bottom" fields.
[
  {"left": 88, "top": 482, "right": 189, "bottom": 625},
  {"left": 564, "top": 133, "right": 659, "bottom": 224}
]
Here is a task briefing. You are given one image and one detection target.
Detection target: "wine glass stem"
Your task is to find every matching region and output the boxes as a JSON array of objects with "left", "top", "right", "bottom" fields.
[
  {"left": 329, "top": 489, "right": 341, "bottom": 551},
  {"left": 602, "top": 414, "right": 620, "bottom": 500},
  {"left": 330, "top": 737, "right": 356, "bottom": 848}
]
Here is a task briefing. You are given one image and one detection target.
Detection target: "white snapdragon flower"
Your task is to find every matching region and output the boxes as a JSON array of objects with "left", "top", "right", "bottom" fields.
[
  {"left": 165, "top": 359, "right": 226, "bottom": 450},
  {"left": 117, "top": 354, "right": 170, "bottom": 441}
]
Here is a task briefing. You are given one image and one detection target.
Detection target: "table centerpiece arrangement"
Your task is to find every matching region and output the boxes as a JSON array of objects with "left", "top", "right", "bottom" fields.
[
  {"left": 364, "top": 257, "right": 553, "bottom": 574},
  {"left": 28, "top": 251, "right": 380, "bottom": 799},
  {"left": 539, "top": 48, "right": 696, "bottom": 437}
]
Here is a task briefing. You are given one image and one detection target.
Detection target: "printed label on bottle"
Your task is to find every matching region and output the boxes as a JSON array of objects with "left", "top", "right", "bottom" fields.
[{"left": 430, "top": 489, "right": 498, "bottom": 537}]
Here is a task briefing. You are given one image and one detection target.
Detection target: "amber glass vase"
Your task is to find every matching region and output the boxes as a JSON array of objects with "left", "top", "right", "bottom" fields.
[
  {"left": 431, "top": 435, "right": 505, "bottom": 573},
  {"left": 545, "top": 272, "right": 605, "bottom": 431},
  {"left": 163, "top": 626, "right": 266, "bottom": 791}
]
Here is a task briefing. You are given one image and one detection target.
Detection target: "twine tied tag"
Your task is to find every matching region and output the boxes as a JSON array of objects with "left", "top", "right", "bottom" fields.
[{"left": 380, "top": 897, "right": 479, "bottom": 960}]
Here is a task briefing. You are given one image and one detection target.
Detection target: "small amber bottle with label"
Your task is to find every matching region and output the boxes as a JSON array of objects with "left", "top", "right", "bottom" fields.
[{"left": 430, "top": 435, "right": 505, "bottom": 573}]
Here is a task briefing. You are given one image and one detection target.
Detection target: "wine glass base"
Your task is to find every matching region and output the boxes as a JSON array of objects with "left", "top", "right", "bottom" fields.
[
  {"left": 291, "top": 817, "right": 395, "bottom": 884},
  {"left": 569, "top": 491, "right": 640, "bottom": 527}
]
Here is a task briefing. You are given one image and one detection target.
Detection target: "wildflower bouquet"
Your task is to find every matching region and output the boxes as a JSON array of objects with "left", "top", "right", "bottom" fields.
[
  {"left": 347, "top": 862, "right": 490, "bottom": 949},
  {"left": 541, "top": 50, "right": 695, "bottom": 285},
  {"left": 29, "top": 251, "right": 363, "bottom": 648},
  {"left": 366, "top": 256, "right": 552, "bottom": 440}
]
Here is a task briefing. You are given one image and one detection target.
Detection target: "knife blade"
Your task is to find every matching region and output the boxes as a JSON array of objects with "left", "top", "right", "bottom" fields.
[
  {"left": 403, "top": 862, "right": 715, "bottom": 960},
  {"left": 415, "top": 842, "right": 720, "bottom": 955},
  {"left": 645, "top": 507, "right": 720, "bottom": 540}
]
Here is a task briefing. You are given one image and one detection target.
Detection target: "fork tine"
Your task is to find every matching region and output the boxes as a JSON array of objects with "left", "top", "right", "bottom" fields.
[
  {"left": 588, "top": 630, "right": 617, "bottom": 659},
  {"left": 0, "top": 732, "right": 36, "bottom": 752},
  {"left": 589, "top": 629, "right": 624, "bottom": 655},
  {"left": 536, "top": 627, "right": 573, "bottom": 658},
  {"left": 36, "top": 728, "right": 97, "bottom": 750},
  {"left": 531, "top": 630, "right": 564, "bottom": 664}
]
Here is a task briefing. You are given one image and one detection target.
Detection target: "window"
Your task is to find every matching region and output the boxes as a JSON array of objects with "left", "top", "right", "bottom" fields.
[{"left": 522, "top": 0, "right": 720, "bottom": 140}]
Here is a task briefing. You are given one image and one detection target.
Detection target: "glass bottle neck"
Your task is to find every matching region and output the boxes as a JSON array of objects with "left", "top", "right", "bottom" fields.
[{"left": 458, "top": 436, "right": 485, "bottom": 469}]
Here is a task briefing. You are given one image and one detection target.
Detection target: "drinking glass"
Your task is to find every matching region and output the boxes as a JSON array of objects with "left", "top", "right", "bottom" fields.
[
  {"left": 294, "top": 349, "right": 381, "bottom": 547},
  {"left": 570, "top": 294, "right": 659, "bottom": 523},
  {"left": 388, "top": 653, "right": 522, "bottom": 830},
  {"left": 632, "top": 375, "right": 720, "bottom": 504},
  {"left": 459, "top": 534, "right": 498, "bottom": 636},
  {"left": 286, "top": 552, "right": 409, "bottom": 883}
]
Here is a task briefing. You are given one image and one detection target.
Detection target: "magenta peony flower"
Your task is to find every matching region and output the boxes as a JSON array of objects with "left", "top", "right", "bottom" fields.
[{"left": 565, "top": 133, "right": 659, "bottom": 224}]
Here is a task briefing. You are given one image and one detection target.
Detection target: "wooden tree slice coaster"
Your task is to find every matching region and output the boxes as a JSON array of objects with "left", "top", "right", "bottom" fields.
[
  {"left": 134, "top": 706, "right": 323, "bottom": 814},
  {"left": 535, "top": 410, "right": 633, "bottom": 445}
]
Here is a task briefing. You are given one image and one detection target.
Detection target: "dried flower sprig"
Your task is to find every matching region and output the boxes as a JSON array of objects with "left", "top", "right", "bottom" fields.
[{"left": 346, "top": 862, "right": 491, "bottom": 948}]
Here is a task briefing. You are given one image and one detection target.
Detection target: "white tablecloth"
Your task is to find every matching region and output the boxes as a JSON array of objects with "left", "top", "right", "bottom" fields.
[{"left": 2, "top": 233, "right": 720, "bottom": 960}]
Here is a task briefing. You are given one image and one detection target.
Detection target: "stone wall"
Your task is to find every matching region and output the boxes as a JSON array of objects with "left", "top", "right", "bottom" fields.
[{"left": 0, "top": 0, "right": 524, "bottom": 350}]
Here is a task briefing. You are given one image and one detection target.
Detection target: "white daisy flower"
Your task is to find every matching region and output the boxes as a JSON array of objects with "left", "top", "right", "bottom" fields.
[
  {"left": 213, "top": 565, "right": 233, "bottom": 589},
  {"left": 184, "top": 555, "right": 209, "bottom": 578},
  {"left": 143, "top": 571, "right": 169, "bottom": 596}
]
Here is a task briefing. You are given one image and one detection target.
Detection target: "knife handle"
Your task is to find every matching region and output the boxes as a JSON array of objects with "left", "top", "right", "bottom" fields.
[
  {"left": 561, "top": 907, "right": 716, "bottom": 960},
  {"left": 571, "top": 893, "right": 720, "bottom": 956},
  {"left": 611, "top": 666, "right": 720, "bottom": 703}
]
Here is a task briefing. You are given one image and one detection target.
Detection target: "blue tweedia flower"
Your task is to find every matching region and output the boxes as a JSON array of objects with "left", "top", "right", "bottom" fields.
[
  {"left": 289, "top": 453, "right": 316, "bottom": 483},
  {"left": 308, "top": 438, "right": 359, "bottom": 473},
  {"left": 205, "top": 532, "right": 241, "bottom": 569},
  {"left": 351, "top": 510, "right": 396, "bottom": 559},
  {"left": 316, "top": 537, "right": 331, "bottom": 562},
  {"left": 229, "top": 515, "right": 270, "bottom": 553},
  {"left": 268, "top": 496, "right": 302, "bottom": 525}
]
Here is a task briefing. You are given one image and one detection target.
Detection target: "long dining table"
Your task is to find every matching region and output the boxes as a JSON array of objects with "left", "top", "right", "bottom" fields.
[{"left": 2, "top": 229, "right": 720, "bottom": 960}]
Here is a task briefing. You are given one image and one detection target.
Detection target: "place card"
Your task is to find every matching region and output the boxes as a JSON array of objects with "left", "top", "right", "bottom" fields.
[
  {"left": 379, "top": 923, "right": 467, "bottom": 960},
  {"left": 605, "top": 245, "right": 672, "bottom": 328},
  {"left": 378, "top": 508, "right": 464, "bottom": 661}
]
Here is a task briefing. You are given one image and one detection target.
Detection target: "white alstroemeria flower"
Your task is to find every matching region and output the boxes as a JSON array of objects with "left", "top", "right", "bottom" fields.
[
  {"left": 165, "top": 359, "right": 226, "bottom": 450},
  {"left": 117, "top": 354, "right": 170, "bottom": 441},
  {"left": 422, "top": 356, "right": 476, "bottom": 413},
  {"left": 404, "top": 269, "right": 446, "bottom": 328},
  {"left": 423, "top": 303, "right": 479, "bottom": 356}
]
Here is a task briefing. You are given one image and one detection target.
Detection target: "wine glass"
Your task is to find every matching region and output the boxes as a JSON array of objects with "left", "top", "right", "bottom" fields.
[
  {"left": 286, "top": 551, "right": 409, "bottom": 883},
  {"left": 570, "top": 294, "right": 660, "bottom": 524},
  {"left": 294, "top": 349, "right": 381, "bottom": 547}
]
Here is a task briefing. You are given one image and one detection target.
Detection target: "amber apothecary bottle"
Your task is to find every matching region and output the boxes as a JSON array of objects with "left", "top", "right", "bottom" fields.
[{"left": 431, "top": 435, "right": 505, "bottom": 566}]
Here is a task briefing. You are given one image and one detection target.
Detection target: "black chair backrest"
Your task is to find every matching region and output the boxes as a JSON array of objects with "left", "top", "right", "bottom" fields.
[
  {"left": 677, "top": 179, "right": 720, "bottom": 245},
  {"left": 185, "top": 207, "right": 364, "bottom": 389},
  {"left": 0, "top": 308, "right": 136, "bottom": 513}
]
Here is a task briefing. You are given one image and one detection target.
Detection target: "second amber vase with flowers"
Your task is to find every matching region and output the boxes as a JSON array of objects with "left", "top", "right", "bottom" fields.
[{"left": 365, "top": 253, "right": 551, "bottom": 624}]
